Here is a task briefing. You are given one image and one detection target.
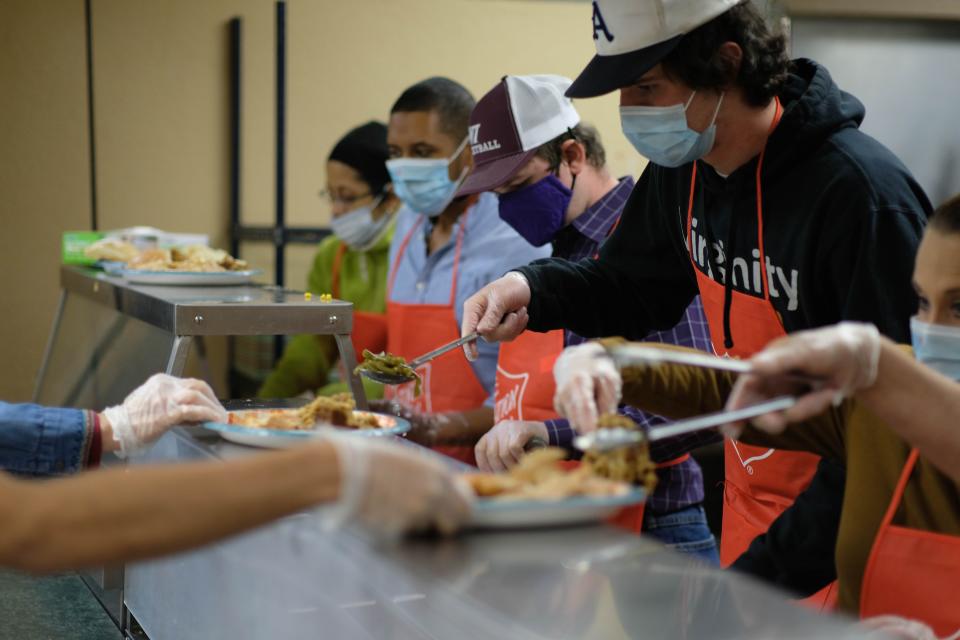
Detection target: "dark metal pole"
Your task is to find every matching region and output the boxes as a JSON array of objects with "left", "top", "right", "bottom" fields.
[
  {"left": 274, "top": 1, "right": 286, "bottom": 362},
  {"left": 227, "top": 16, "right": 243, "bottom": 395},
  {"left": 85, "top": 0, "right": 98, "bottom": 231},
  {"left": 229, "top": 17, "right": 242, "bottom": 259},
  {"left": 274, "top": 0, "right": 286, "bottom": 288}
]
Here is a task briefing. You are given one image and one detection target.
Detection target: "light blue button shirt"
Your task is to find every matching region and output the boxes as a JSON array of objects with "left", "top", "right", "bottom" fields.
[{"left": 388, "top": 192, "right": 551, "bottom": 405}]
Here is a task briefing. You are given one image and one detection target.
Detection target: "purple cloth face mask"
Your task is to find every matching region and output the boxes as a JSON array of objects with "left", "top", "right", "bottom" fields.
[{"left": 497, "top": 174, "right": 572, "bottom": 247}]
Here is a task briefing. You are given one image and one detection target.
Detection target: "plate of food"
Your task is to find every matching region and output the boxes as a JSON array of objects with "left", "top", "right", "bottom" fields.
[
  {"left": 204, "top": 394, "right": 410, "bottom": 448},
  {"left": 463, "top": 448, "right": 647, "bottom": 529},
  {"left": 86, "top": 240, "right": 262, "bottom": 286},
  {"left": 118, "top": 268, "right": 262, "bottom": 286}
]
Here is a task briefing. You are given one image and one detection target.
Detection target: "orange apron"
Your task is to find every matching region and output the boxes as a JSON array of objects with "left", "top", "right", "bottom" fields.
[
  {"left": 331, "top": 242, "right": 388, "bottom": 357},
  {"left": 384, "top": 210, "right": 488, "bottom": 466},
  {"left": 860, "top": 449, "right": 960, "bottom": 635},
  {"left": 494, "top": 330, "right": 566, "bottom": 423},
  {"left": 686, "top": 100, "right": 828, "bottom": 604}
]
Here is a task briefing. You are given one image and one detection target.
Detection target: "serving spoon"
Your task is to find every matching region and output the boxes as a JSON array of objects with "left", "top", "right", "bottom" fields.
[{"left": 358, "top": 333, "right": 481, "bottom": 385}]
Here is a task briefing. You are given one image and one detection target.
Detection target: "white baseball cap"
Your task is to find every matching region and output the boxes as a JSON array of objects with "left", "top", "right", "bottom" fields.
[
  {"left": 458, "top": 75, "right": 581, "bottom": 196},
  {"left": 567, "top": 0, "right": 742, "bottom": 98}
]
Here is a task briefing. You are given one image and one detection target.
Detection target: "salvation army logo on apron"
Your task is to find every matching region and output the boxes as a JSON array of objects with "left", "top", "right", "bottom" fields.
[
  {"left": 493, "top": 329, "right": 566, "bottom": 424},
  {"left": 494, "top": 365, "right": 530, "bottom": 422},
  {"left": 728, "top": 440, "right": 776, "bottom": 476}
]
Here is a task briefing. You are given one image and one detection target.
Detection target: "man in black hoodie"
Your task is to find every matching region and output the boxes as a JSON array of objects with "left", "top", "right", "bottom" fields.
[{"left": 461, "top": 0, "right": 929, "bottom": 598}]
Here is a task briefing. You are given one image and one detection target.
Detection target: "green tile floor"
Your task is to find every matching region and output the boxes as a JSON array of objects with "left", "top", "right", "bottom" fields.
[{"left": 0, "top": 570, "right": 121, "bottom": 639}]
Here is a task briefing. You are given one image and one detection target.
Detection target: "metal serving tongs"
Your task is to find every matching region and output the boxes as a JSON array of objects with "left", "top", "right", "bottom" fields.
[
  {"left": 608, "top": 344, "right": 754, "bottom": 374},
  {"left": 607, "top": 343, "right": 823, "bottom": 386},
  {"left": 358, "top": 333, "right": 481, "bottom": 385},
  {"left": 573, "top": 396, "right": 797, "bottom": 453}
]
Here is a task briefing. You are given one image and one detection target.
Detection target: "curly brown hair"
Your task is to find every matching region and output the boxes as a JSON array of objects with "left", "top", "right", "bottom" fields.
[{"left": 660, "top": 2, "right": 790, "bottom": 107}]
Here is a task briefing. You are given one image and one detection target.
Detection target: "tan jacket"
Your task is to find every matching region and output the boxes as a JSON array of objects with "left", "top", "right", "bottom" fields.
[{"left": 609, "top": 340, "right": 960, "bottom": 613}]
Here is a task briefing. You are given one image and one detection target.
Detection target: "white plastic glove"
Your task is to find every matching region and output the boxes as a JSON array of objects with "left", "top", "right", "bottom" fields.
[
  {"left": 461, "top": 272, "right": 531, "bottom": 361},
  {"left": 553, "top": 342, "right": 622, "bottom": 433},
  {"left": 323, "top": 433, "right": 474, "bottom": 537},
  {"left": 860, "top": 615, "right": 939, "bottom": 640},
  {"left": 723, "top": 322, "right": 881, "bottom": 436},
  {"left": 103, "top": 374, "right": 227, "bottom": 458},
  {"left": 474, "top": 420, "right": 549, "bottom": 473}
]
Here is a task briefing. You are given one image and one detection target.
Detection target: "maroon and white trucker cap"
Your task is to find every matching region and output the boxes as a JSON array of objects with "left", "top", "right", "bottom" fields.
[{"left": 457, "top": 75, "right": 580, "bottom": 196}]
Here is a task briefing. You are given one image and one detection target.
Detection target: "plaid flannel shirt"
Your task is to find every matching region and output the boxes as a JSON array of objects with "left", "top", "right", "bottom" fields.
[{"left": 544, "top": 177, "right": 717, "bottom": 513}]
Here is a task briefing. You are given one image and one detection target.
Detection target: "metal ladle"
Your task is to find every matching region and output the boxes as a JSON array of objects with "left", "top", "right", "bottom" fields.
[{"left": 358, "top": 333, "right": 480, "bottom": 385}]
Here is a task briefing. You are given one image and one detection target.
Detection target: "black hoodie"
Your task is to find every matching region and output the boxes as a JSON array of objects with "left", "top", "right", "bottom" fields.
[{"left": 517, "top": 59, "right": 930, "bottom": 345}]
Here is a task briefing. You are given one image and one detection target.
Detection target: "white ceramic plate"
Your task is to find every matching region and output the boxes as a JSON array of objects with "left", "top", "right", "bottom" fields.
[
  {"left": 112, "top": 268, "right": 262, "bottom": 286},
  {"left": 469, "top": 489, "right": 646, "bottom": 529},
  {"left": 203, "top": 410, "right": 410, "bottom": 449}
]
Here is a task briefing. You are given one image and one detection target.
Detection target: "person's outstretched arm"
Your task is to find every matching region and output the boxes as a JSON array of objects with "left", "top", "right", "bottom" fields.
[
  {"left": 0, "top": 435, "right": 471, "bottom": 574},
  {"left": 727, "top": 323, "right": 960, "bottom": 484}
]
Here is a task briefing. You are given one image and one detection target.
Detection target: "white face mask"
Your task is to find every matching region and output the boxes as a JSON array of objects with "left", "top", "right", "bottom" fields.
[
  {"left": 911, "top": 316, "right": 960, "bottom": 381},
  {"left": 330, "top": 195, "right": 392, "bottom": 250}
]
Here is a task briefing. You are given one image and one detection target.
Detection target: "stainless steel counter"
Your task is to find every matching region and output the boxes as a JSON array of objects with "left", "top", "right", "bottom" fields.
[
  {"left": 124, "top": 429, "right": 872, "bottom": 640},
  {"left": 57, "top": 266, "right": 356, "bottom": 337}
]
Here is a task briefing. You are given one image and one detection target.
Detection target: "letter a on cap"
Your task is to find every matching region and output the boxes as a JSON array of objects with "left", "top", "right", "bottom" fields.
[{"left": 592, "top": 1, "right": 614, "bottom": 42}]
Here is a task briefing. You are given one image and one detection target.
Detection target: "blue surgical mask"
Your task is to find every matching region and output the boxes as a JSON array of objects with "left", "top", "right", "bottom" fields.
[
  {"left": 330, "top": 195, "right": 392, "bottom": 250},
  {"left": 385, "top": 136, "right": 469, "bottom": 216},
  {"left": 498, "top": 174, "right": 572, "bottom": 247},
  {"left": 620, "top": 91, "right": 724, "bottom": 168},
  {"left": 911, "top": 316, "right": 960, "bottom": 381}
]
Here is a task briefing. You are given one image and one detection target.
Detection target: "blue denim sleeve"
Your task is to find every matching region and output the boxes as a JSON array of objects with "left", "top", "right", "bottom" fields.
[{"left": 0, "top": 402, "right": 92, "bottom": 476}]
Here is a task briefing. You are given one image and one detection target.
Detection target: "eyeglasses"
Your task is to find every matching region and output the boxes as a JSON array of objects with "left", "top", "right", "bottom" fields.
[{"left": 317, "top": 189, "right": 373, "bottom": 206}]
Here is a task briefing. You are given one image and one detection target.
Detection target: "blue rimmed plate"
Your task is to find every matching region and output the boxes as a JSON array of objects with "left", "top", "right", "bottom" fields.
[
  {"left": 203, "top": 410, "right": 410, "bottom": 449},
  {"left": 470, "top": 488, "right": 646, "bottom": 529},
  {"left": 97, "top": 260, "right": 127, "bottom": 274},
  {"left": 112, "top": 268, "right": 263, "bottom": 286}
]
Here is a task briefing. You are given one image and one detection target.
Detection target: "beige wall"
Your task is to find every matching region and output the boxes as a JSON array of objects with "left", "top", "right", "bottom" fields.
[
  {"left": 0, "top": 0, "right": 91, "bottom": 401},
  {"left": 0, "top": 0, "right": 642, "bottom": 400}
]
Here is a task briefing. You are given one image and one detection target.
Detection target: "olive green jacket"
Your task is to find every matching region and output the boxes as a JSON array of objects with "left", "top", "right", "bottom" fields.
[{"left": 258, "top": 220, "right": 395, "bottom": 399}]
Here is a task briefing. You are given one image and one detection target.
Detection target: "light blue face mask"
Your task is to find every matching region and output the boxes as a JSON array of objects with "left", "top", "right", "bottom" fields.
[
  {"left": 385, "top": 136, "right": 469, "bottom": 216},
  {"left": 911, "top": 316, "right": 960, "bottom": 381},
  {"left": 620, "top": 91, "right": 724, "bottom": 168}
]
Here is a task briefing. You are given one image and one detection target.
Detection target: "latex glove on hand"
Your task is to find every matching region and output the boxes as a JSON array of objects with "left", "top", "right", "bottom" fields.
[
  {"left": 102, "top": 374, "right": 227, "bottom": 458},
  {"left": 553, "top": 342, "right": 622, "bottom": 433},
  {"left": 723, "top": 322, "right": 881, "bottom": 437},
  {"left": 460, "top": 272, "right": 531, "bottom": 361},
  {"left": 474, "top": 420, "right": 549, "bottom": 473},
  {"left": 861, "top": 615, "right": 938, "bottom": 640},
  {"left": 323, "top": 433, "right": 474, "bottom": 537}
]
